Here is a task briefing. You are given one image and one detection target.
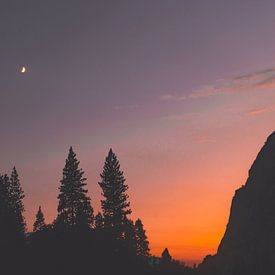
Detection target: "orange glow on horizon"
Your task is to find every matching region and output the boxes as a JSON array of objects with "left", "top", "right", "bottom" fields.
[{"left": 20, "top": 107, "right": 275, "bottom": 266}]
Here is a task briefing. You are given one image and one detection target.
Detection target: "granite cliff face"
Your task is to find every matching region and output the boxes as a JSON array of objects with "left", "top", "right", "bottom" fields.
[{"left": 200, "top": 132, "right": 275, "bottom": 275}]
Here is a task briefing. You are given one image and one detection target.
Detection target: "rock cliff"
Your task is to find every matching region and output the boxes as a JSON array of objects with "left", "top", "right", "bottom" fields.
[{"left": 200, "top": 132, "right": 275, "bottom": 275}]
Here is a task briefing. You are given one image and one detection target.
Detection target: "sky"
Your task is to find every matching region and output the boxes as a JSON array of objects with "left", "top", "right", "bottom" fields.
[{"left": 1, "top": 0, "right": 275, "bottom": 264}]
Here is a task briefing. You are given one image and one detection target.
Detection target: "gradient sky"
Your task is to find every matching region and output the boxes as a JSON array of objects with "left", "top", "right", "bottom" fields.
[{"left": 2, "top": 0, "right": 275, "bottom": 264}]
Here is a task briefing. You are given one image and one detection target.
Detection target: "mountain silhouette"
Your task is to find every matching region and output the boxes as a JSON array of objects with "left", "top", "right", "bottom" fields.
[{"left": 200, "top": 132, "right": 275, "bottom": 275}]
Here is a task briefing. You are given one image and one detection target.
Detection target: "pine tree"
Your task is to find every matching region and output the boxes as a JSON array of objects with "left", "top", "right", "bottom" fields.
[
  {"left": 134, "top": 219, "right": 150, "bottom": 258},
  {"left": 8, "top": 167, "right": 26, "bottom": 238},
  {"left": 160, "top": 248, "right": 173, "bottom": 272},
  {"left": 0, "top": 169, "right": 26, "bottom": 246},
  {"left": 0, "top": 174, "right": 9, "bottom": 214},
  {"left": 33, "top": 206, "right": 46, "bottom": 232},
  {"left": 57, "top": 147, "right": 93, "bottom": 230},
  {"left": 124, "top": 219, "right": 137, "bottom": 254},
  {"left": 0, "top": 174, "right": 10, "bottom": 246},
  {"left": 161, "top": 248, "right": 172, "bottom": 264},
  {"left": 98, "top": 149, "right": 131, "bottom": 237},
  {"left": 95, "top": 212, "right": 104, "bottom": 229}
]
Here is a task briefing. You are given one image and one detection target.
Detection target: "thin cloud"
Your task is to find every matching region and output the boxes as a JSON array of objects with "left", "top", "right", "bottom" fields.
[
  {"left": 189, "top": 85, "right": 221, "bottom": 99},
  {"left": 190, "top": 68, "right": 275, "bottom": 99},
  {"left": 160, "top": 94, "right": 187, "bottom": 101},
  {"left": 243, "top": 106, "right": 275, "bottom": 117},
  {"left": 234, "top": 68, "right": 275, "bottom": 81},
  {"left": 253, "top": 76, "right": 275, "bottom": 89},
  {"left": 161, "top": 68, "right": 275, "bottom": 102}
]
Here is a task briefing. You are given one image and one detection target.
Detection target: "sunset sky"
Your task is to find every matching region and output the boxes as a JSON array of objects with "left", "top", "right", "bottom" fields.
[{"left": 1, "top": 0, "right": 275, "bottom": 264}]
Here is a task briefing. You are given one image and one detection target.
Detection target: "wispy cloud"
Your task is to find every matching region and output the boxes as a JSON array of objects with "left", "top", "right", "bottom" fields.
[
  {"left": 189, "top": 85, "right": 221, "bottom": 99},
  {"left": 161, "top": 68, "right": 275, "bottom": 102},
  {"left": 191, "top": 68, "right": 275, "bottom": 98},
  {"left": 160, "top": 94, "right": 187, "bottom": 101},
  {"left": 243, "top": 105, "right": 275, "bottom": 117}
]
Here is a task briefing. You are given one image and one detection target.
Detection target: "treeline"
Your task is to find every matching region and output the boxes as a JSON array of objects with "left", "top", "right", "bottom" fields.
[{"left": 0, "top": 148, "right": 194, "bottom": 275}]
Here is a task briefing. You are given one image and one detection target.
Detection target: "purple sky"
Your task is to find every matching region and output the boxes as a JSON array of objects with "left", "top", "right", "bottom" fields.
[
  {"left": 2, "top": 1, "right": 275, "bottom": 263},
  {"left": 1, "top": 1, "right": 275, "bottom": 152}
]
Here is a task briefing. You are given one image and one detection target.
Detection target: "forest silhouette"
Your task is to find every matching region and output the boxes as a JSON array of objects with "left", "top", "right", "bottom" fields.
[
  {"left": 2, "top": 132, "right": 275, "bottom": 275},
  {"left": 0, "top": 147, "right": 193, "bottom": 275}
]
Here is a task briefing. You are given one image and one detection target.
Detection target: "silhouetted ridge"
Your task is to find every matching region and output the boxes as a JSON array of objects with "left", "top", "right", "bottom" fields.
[
  {"left": 247, "top": 131, "right": 275, "bottom": 185},
  {"left": 201, "top": 132, "right": 275, "bottom": 275}
]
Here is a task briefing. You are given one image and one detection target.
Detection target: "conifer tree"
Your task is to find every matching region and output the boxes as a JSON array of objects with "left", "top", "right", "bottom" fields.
[
  {"left": 95, "top": 212, "right": 104, "bottom": 229},
  {"left": 98, "top": 149, "right": 131, "bottom": 235},
  {"left": 134, "top": 219, "right": 150, "bottom": 258},
  {"left": 0, "top": 174, "right": 10, "bottom": 246},
  {"left": 57, "top": 147, "right": 93, "bottom": 230},
  {"left": 0, "top": 174, "right": 9, "bottom": 213},
  {"left": 161, "top": 248, "right": 172, "bottom": 264},
  {"left": 124, "top": 219, "right": 137, "bottom": 254},
  {"left": 33, "top": 206, "right": 46, "bottom": 232},
  {"left": 0, "top": 169, "right": 26, "bottom": 246},
  {"left": 8, "top": 168, "right": 26, "bottom": 238}
]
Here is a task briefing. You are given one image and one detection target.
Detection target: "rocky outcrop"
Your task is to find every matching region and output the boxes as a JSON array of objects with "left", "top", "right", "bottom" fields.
[{"left": 200, "top": 132, "right": 275, "bottom": 275}]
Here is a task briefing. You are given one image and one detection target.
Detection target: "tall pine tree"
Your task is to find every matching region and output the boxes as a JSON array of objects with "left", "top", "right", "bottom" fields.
[
  {"left": 134, "top": 219, "right": 150, "bottom": 258},
  {"left": 33, "top": 206, "right": 46, "bottom": 232},
  {"left": 99, "top": 149, "right": 131, "bottom": 235},
  {"left": 56, "top": 147, "right": 93, "bottom": 230},
  {"left": 8, "top": 167, "right": 26, "bottom": 241},
  {"left": 0, "top": 169, "right": 26, "bottom": 247},
  {"left": 0, "top": 174, "right": 11, "bottom": 247}
]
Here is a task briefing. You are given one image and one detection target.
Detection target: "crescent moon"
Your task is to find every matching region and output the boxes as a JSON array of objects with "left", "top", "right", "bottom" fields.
[{"left": 21, "top": 66, "right": 26, "bottom": 73}]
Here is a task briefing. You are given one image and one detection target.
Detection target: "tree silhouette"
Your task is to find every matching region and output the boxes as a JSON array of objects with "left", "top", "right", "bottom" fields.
[
  {"left": 8, "top": 167, "right": 26, "bottom": 242},
  {"left": 56, "top": 147, "right": 93, "bottom": 230},
  {"left": 99, "top": 149, "right": 131, "bottom": 236},
  {"left": 0, "top": 148, "right": 199, "bottom": 275},
  {"left": 134, "top": 219, "right": 150, "bottom": 258},
  {"left": 124, "top": 219, "right": 137, "bottom": 254},
  {"left": 0, "top": 174, "right": 11, "bottom": 247},
  {"left": 33, "top": 206, "right": 46, "bottom": 232},
  {"left": 95, "top": 212, "right": 104, "bottom": 229},
  {"left": 161, "top": 248, "right": 172, "bottom": 266},
  {"left": 0, "top": 171, "right": 27, "bottom": 275}
]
